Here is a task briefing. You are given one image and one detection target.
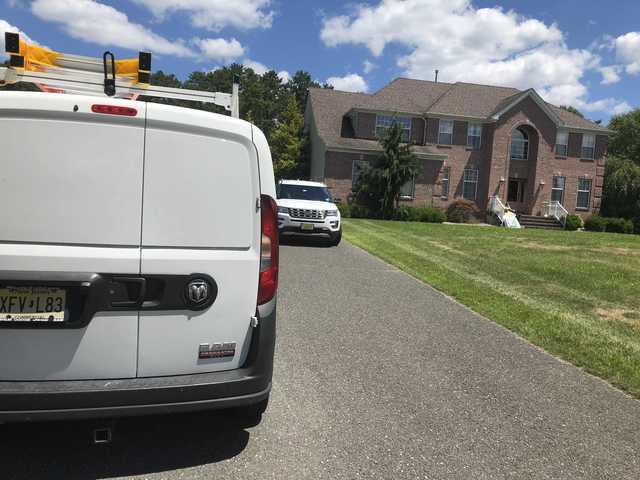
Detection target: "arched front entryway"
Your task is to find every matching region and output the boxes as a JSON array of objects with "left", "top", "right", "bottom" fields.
[{"left": 506, "top": 124, "right": 539, "bottom": 214}]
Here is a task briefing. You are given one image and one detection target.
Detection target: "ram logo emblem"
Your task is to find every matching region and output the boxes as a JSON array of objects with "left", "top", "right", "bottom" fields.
[{"left": 186, "top": 279, "right": 209, "bottom": 305}]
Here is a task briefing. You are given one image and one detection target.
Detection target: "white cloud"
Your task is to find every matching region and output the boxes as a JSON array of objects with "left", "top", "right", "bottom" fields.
[
  {"left": 194, "top": 37, "right": 244, "bottom": 62},
  {"left": 242, "top": 59, "right": 290, "bottom": 82},
  {"left": 0, "top": 19, "right": 35, "bottom": 59},
  {"left": 614, "top": 31, "right": 640, "bottom": 74},
  {"left": 326, "top": 73, "right": 369, "bottom": 92},
  {"left": 243, "top": 59, "right": 269, "bottom": 75},
  {"left": 598, "top": 65, "right": 621, "bottom": 85},
  {"left": 278, "top": 70, "right": 291, "bottom": 83},
  {"left": 320, "top": 0, "right": 628, "bottom": 114},
  {"left": 130, "top": 0, "right": 273, "bottom": 32},
  {"left": 363, "top": 60, "right": 376, "bottom": 74},
  {"left": 31, "top": 0, "right": 193, "bottom": 57}
]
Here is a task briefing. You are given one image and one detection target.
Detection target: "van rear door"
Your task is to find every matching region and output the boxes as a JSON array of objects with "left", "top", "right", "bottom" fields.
[
  {"left": 0, "top": 93, "right": 145, "bottom": 381},
  {"left": 137, "top": 104, "right": 261, "bottom": 377}
]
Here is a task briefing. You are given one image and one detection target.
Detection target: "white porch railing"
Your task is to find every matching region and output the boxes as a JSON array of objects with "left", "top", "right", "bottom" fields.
[
  {"left": 488, "top": 196, "right": 521, "bottom": 228},
  {"left": 543, "top": 201, "right": 568, "bottom": 227},
  {"left": 488, "top": 196, "right": 506, "bottom": 225}
]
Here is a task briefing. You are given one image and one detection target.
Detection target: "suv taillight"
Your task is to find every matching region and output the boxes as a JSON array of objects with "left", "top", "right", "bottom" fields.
[{"left": 257, "top": 195, "right": 279, "bottom": 305}]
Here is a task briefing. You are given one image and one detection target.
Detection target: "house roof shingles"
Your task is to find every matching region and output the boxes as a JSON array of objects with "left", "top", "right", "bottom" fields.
[{"left": 308, "top": 78, "right": 609, "bottom": 152}]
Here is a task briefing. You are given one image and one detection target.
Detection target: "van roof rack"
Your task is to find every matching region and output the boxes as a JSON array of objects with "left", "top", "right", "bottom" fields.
[{"left": 0, "top": 32, "right": 240, "bottom": 118}]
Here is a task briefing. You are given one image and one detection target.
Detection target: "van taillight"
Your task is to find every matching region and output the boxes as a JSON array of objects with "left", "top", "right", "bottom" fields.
[
  {"left": 257, "top": 195, "right": 279, "bottom": 305},
  {"left": 91, "top": 104, "right": 138, "bottom": 116}
]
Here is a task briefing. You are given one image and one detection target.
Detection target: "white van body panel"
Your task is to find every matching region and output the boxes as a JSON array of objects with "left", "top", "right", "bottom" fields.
[
  {"left": 252, "top": 125, "right": 276, "bottom": 199},
  {"left": 0, "top": 93, "right": 144, "bottom": 381},
  {"left": 137, "top": 249, "right": 259, "bottom": 376},
  {"left": 0, "top": 92, "right": 272, "bottom": 382},
  {"left": 0, "top": 92, "right": 145, "bottom": 246},
  {"left": 137, "top": 103, "right": 261, "bottom": 377},
  {"left": 0, "top": 244, "right": 140, "bottom": 380},
  {"left": 141, "top": 105, "right": 255, "bottom": 249}
]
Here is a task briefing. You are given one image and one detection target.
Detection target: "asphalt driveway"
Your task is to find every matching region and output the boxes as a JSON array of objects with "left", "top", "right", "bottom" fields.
[{"left": 2, "top": 239, "right": 640, "bottom": 479}]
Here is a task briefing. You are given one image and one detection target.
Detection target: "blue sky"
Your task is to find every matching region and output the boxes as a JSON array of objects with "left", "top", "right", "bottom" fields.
[{"left": 2, "top": 0, "right": 639, "bottom": 122}]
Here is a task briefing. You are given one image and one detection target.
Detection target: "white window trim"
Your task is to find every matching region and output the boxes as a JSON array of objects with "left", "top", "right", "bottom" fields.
[
  {"left": 576, "top": 178, "right": 592, "bottom": 210},
  {"left": 462, "top": 168, "right": 479, "bottom": 201},
  {"left": 399, "top": 176, "right": 416, "bottom": 200},
  {"left": 551, "top": 175, "right": 566, "bottom": 204},
  {"left": 555, "top": 131, "right": 568, "bottom": 156},
  {"left": 438, "top": 119, "right": 454, "bottom": 145},
  {"left": 581, "top": 134, "right": 595, "bottom": 160},
  {"left": 351, "top": 159, "right": 369, "bottom": 190},
  {"left": 510, "top": 130, "right": 529, "bottom": 161},
  {"left": 467, "top": 123, "right": 482, "bottom": 149},
  {"left": 441, "top": 167, "right": 450, "bottom": 198},
  {"left": 375, "top": 115, "right": 411, "bottom": 142}
]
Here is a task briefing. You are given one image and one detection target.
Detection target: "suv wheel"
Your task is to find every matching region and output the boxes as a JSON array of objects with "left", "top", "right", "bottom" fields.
[{"left": 329, "top": 230, "right": 342, "bottom": 246}]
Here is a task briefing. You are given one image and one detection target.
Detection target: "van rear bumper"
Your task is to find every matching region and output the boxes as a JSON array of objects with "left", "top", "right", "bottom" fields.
[{"left": 0, "top": 307, "right": 276, "bottom": 423}]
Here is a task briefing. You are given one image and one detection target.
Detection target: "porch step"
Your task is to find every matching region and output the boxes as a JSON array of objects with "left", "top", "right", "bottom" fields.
[{"left": 518, "top": 215, "right": 563, "bottom": 230}]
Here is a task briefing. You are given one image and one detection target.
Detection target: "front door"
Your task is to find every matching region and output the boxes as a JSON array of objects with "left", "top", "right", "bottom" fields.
[{"left": 507, "top": 178, "right": 527, "bottom": 212}]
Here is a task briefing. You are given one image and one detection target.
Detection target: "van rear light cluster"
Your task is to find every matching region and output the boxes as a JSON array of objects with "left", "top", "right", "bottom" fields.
[
  {"left": 91, "top": 104, "right": 138, "bottom": 116},
  {"left": 257, "top": 195, "right": 279, "bottom": 305}
]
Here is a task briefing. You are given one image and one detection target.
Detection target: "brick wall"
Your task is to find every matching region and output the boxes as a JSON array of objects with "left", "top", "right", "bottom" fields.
[
  {"left": 490, "top": 96, "right": 605, "bottom": 216},
  {"left": 323, "top": 101, "right": 607, "bottom": 215}
]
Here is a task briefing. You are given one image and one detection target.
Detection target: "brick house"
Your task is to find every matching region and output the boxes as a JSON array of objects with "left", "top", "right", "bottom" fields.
[{"left": 304, "top": 78, "right": 610, "bottom": 217}]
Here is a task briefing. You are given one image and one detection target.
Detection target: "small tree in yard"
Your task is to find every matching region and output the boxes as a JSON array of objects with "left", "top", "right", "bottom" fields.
[
  {"left": 355, "top": 122, "right": 422, "bottom": 218},
  {"left": 270, "top": 96, "right": 307, "bottom": 179}
]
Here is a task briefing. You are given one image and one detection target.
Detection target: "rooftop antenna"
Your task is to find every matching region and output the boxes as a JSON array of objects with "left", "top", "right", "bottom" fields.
[{"left": 434, "top": 69, "right": 439, "bottom": 83}]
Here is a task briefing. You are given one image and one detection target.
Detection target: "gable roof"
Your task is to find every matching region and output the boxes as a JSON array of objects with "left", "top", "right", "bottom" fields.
[{"left": 307, "top": 78, "right": 609, "bottom": 152}]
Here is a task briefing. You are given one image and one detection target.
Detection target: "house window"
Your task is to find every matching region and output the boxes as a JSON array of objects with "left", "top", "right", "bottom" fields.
[
  {"left": 510, "top": 128, "right": 529, "bottom": 161},
  {"left": 438, "top": 119, "right": 453, "bottom": 145},
  {"left": 581, "top": 134, "right": 595, "bottom": 159},
  {"left": 400, "top": 177, "right": 416, "bottom": 199},
  {"left": 376, "top": 115, "right": 411, "bottom": 142},
  {"left": 555, "top": 131, "right": 568, "bottom": 156},
  {"left": 352, "top": 160, "right": 369, "bottom": 190},
  {"left": 462, "top": 168, "right": 479, "bottom": 200},
  {"left": 441, "top": 167, "right": 450, "bottom": 197},
  {"left": 467, "top": 123, "right": 482, "bottom": 149},
  {"left": 551, "top": 176, "right": 565, "bottom": 204},
  {"left": 576, "top": 178, "right": 592, "bottom": 210}
]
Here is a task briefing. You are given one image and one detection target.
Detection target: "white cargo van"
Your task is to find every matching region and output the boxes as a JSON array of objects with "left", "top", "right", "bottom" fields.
[{"left": 0, "top": 44, "right": 278, "bottom": 424}]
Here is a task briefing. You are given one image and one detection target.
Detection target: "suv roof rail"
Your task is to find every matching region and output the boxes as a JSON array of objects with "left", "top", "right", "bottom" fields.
[{"left": 0, "top": 32, "right": 240, "bottom": 118}]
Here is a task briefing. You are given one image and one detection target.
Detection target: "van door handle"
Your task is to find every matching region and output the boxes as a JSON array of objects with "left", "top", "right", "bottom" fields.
[{"left": 110, "top": 277, "right": 146, "bottom": 308}]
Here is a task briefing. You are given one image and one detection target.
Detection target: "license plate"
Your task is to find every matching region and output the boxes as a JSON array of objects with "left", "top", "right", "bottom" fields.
[
  {"left": 300, "top": 223, "right": 315, "bottom": 231},
  {"left": 0, "top": 286, "right": 66, "bottom": 322}
]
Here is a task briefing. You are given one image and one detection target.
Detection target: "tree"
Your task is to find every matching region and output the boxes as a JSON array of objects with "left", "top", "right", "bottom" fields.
[
  {"left": 287, "top": 71, "right": 323, "bottom": 110},
  {"left": 601, "top": 156, "right": 640, "bottom": 219},
  {"left": 560, "top": 105, "right": 584, "bottom": 118},
  {"left": 355, "top": 122, "right": 422, "bottom": 218},
  {"left": 608, "top": 108, "right": 640, "bottom": 165},
  {"left": 270, "top": 96, "right": 307, "bottom": 179}
]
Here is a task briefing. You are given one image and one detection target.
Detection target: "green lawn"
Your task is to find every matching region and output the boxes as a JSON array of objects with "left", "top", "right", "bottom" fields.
[{"left": 343, "top": 219, "right": 640, "bottom": 397}]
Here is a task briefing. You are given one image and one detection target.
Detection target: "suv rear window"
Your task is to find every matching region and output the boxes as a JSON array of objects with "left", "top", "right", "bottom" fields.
[{"left": 278, "top": 185, "right": 332, "bottom": 202}]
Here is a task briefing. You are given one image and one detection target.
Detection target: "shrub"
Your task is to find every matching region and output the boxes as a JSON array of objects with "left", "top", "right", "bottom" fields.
[
  {"left": 564, "top": 214, "right": 582, "bottom": 231},
  {"left": 584, "top": 215, "right": 607, "bottom": 232},
  {"left": 605, "top": 217, "right": 634, "bottom": 234},
  {"left": 418, "top": 206, "right": 447, "bottom": 223},
  {"left": 337, "top": 202, "right": 351, "bottom": 218},
  {"left": 446, "top": 199, "right": 481, "bottom": 223},
  {"left": 633, "top": 215, "right": 640, "bottom": 235},
  {"left": 349, "top": 204, "right": 377, "bottom": 219}
]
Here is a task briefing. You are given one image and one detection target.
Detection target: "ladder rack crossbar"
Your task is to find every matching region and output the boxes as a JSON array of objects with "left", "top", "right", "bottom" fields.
[{"left": 0, "top": 67, "right": 236, "bottom": 111}]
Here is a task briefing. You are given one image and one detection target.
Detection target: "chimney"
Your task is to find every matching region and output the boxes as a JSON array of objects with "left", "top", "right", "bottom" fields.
[{"left": 434, "top": 69, "right": 439, "bottom": 83}]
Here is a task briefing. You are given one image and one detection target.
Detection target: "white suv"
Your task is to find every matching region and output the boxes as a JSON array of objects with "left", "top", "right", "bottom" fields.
[{"left": 276, "top": 180, "right": 342, "bottom": 246}]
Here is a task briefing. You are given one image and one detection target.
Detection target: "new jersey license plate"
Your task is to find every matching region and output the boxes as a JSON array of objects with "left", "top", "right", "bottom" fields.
[
  {"left": 0, "top": 286, "right": 66, "bottom": 322},
  {"left": 300, "top": 223, "right": 315, "bottom": 231}
]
